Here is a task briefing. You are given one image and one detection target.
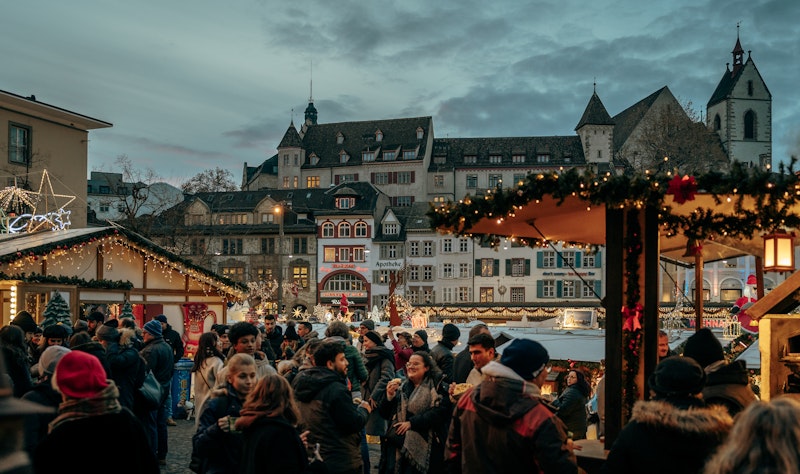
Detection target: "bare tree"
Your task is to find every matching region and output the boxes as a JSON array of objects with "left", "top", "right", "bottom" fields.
[{"left": 180, "top": 167, "right": 239, "bottom": 194}]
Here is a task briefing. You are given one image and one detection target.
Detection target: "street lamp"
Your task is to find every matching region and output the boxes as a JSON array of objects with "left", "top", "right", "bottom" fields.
[{"left": 275, "top": 203, "right": 284, "bottom": 316}]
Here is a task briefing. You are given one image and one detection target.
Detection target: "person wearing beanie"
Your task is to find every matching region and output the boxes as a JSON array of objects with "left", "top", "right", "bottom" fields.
[
  {"left": 30, "top": 323, "right": 70, "bottom": 371},
  {"left": 412, "top": 329, "right": 430, "bottom": 352},
  {"left": 360, "top": 329, "right": 395, "bottom": 440},
  {"left": 602, "top": 356, "right": 734, "bottom": 474},
  {"left": 86, "top": 311, "right": 106, "bottom": 337},
  {"left": 356, "top": 319, "right": 376, "bottom": 354},
  {"left": 72, "top": 318, "right": 89, "bottom": 335},
  {"left": 21, "top": 345, "right": 70, "bottom": 456},
  {"left": 139, "top": 317, "right": 175, "bottom": 465},
  {"left": 32, "top": 351, "right": 158, "bottom": 474},
  {"left": 446, "top": 338, "right": 578, "bottom": 473},
  {"left": 96, "top": 322, "right": 142, "bottom": 412},
  {"left": 153, "top": 314, "right": 183, "bottom": 427},
  {"left": 431, "top": 323, "right": 461, "bottom": 381},
  {"left": 11, "top": 311, "right": 38, "bottom": 339},
  {"left": 682, "top": 327, "right": 758, "bottom": 416}
]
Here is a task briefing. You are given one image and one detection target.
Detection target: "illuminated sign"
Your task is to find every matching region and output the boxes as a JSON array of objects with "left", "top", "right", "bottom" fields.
[
  {"left": 321, "top": 291, "right": 367, "bottom": 298},
  {"left": 332, "top": 263, "right": 355, "bottom": 269}
]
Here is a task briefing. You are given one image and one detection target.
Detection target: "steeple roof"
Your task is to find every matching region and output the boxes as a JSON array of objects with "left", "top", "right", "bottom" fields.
[
  {"left": 575, "top": 92, "right": 614, "bottom": 130},
  {"left": 278, "top": 122, "right": 303, "bottom": 148}
]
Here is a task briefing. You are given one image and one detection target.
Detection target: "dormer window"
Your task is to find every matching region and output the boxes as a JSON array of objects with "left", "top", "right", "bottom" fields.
[
  {"left": 309, "top": 153, "right": 320, "bottom": 165},
  {"left": 464, "top": 155, "right": 477, "bottom": 164},
  {"left": 384, "top": 223, "right": 399, "bottom": 235},
  {"left": 340, "top": 151, "right": 350, "bottom": 163},
  {"left": 416, "top": 127, "right": 424, "bottom": 140},
  {"left": 336, "top": 197, "right": 356, "bottom": 209},
  {"left": 403, "top": 149, "right": 417, "bottom": 160},
  {"left": 537, "top": 153, "right": 550, "bottom": 163},
  {"left": 362, "top": 151, "right": 375, "bottom": 162},
  {"left": 489, "top": 154, "right": 502, "bottom": 164},
  {"left": 383, "top": 151, "right": 396, "bottom": 161},
  {"left": 336, "top": 132, "right": 344, "bottom": 144},
  {"left": 512, "top": 154, "right": 525, "bottom": 163},
  {"left": 375, "top": 130, "right": 383, "bottom": 142}
]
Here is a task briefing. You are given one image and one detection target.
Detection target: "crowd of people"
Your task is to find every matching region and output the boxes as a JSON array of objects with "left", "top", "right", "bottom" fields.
[{"left": 1, "top": 310, "right": 799, "bottom": 474}]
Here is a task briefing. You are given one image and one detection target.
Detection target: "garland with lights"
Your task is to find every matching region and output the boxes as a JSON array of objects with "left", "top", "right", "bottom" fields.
[
  {"left": 622, "top": 209, "right": 643, "bottom": 417},
  {"left": 0, "top": 272, "right": 134, "bottom": 290}
]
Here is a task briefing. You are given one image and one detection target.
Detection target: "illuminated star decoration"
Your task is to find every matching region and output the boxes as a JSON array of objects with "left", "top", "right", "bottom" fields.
[
  {"left": 293, "top": 307, "right": 303, "bottom": 318},
  {"left": 0, "top": 171, "right": 76, "bottom": 233}
]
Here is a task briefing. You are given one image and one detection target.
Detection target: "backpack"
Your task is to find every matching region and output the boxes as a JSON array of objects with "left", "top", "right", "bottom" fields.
[{"left": 189, "top": 396, "right": 231, "bottom": 473}]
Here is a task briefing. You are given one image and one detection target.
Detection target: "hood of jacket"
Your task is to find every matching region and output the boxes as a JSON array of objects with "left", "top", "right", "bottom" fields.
[
  {"left": 292, "top": 366, "right": 345, "bottom": 403},
  {"left": 470, "top": 360, "right": 546, "bottom": 426},
  {"left": 630, "top": 399, "right": 733, "bottom": 436},
  {"left": 706, "top": 360, "right": 750, "bottom": 386}
]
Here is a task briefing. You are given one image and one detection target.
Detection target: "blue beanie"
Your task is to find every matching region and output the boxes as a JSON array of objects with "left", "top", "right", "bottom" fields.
[
  {"left": 143, "top": 319, "right": 162, "bottom": 337},
  {"left": 501, "top": 338, "right": 549, "bottom": 381}
]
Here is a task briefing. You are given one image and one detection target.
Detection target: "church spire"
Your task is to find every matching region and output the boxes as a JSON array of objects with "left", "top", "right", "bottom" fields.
[
  {"left": 304, "top": 60, "right": 318, "bottom": 126},
  {"left": 732, "top": 23, "right": 744, "bottom": 76}
]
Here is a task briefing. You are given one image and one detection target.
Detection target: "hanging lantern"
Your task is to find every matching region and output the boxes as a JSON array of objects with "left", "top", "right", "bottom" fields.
[{"left": 763, "top": 230, "right": 795, "bottom": 272}]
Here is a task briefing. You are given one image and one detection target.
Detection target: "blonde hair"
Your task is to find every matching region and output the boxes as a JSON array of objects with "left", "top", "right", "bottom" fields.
[
  {"left": 704, "top": 396, "right": 800, "bottom": 474},
  {"left": 225, "top": 353, "right": 256, "bottom": 383}
]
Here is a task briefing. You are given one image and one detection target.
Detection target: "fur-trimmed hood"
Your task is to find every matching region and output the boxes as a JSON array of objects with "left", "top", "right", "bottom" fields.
[{"left": 630, "top": 399, "right": 733, "bottom": 436}]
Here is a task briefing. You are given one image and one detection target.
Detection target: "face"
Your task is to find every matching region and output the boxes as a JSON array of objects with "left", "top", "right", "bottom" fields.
[
  {"left": 566, "top": 371, "right": 578, "bottom": 386},
  {"left": 411, "top": 333, "right": 425, "bottom": 347},
  {"left": 358, "top": 325, "right": 369, "bottom": 336},
  {"left": 219, "top": 332, "right": 230, "bottom": 349},
  {"left": 297, "top": 325, "right": 309, "bottom": 337},
  {"left": 658, "top": 335, "right": 669, "bottom": 358},
  {"left": 87, "top": 320, "right": 100, "bottom": 331},
  {"left": 46, "top": 338, "right": 63, "bottom": 347},
  {"left": 469, "top": 345, "right": 495, "bottom": 370},
  {"left": 264, "top": 319, "right": 276, "bottom": 333},
  {"left": 398, "top": 335, "right": 411, "bottom": 348},
  {"left": 229, "top": 364, "right": 258, "bottom": 396},
  {"left": 362, "top": 337, "right": 376, "bottom": 350},
  {"left": 213, "top": 335, "right": 223, "bottom": 352},
  {"left": 329, "top": 352, "right": 349, "bottom": 377},
  {"left": 234, "top": 335, "right": 258, "bottom": 355},
  {"left": 160, "top": 321, "right": 168, "bottom": 331},
  {"left": 405, "top": 354, "right": 429, "bottom": 381},
  {"left": 31, "top": 333, "right": 43, "bottom": 345}
]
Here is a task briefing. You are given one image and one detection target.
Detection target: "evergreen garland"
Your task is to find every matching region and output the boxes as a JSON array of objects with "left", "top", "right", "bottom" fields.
[{"left": 622, "top": 209, "right": 643, "bottom": 418}]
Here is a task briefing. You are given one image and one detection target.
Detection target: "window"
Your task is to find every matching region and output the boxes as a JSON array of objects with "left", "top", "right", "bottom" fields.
[
  {"left": 466, "top": 175, "right": 478, "bottom": 188},
  {"left": 189, "top": 238, "right": 206, "bottom": 255},
  {"left": 443, "top": 263, "right": 453, "bottom": 278},
  {"left": 376, "top": 130, "right": 383, "bottom": 142},
  {"left": 459, "top": 262, "right": 471, "bottom": 278},
  {"left": 510, "top": 258, "right": 526, "bottom": 277},
  {"left": 310, "top": 154, "right": 320, "bottom": 165},
  {"left": 409, "top": 241, "right": 419, "bottom": 256},
  {"left": 261, "top": 237, "right": 275, "bottom": 254},
  {"left": 408, "top": 266, "right": 419, "bottom": 281},
  {"left": 480, "top": 287, "right": 494, "bottom": 302},
  {"left": 292, "top": 176, "right": 299, "bottom": 188},
  {"left": 433, "top": 155, "right": 446, "bottom": 164},
  {"left": 597, "top": 150, "right": 602, "bottom": 159},
  {"left": 292, "top": 238, "right": 307, "bottom": 254},
  {"left": 416, "top": 127, "right": 424, "bottom": 140},
  {"left": 458, "top": 287, "right": 472, "bottom": 302},
  {"left": 489, "top": 174, "right": 503, "bottom": 188},
  {"left": 542, "top": 251, "right": 556, "bottom": 268},
  {"left": 383, "top": 223, "right": 399, "bottom": 235},
  {"left": 542, "top": 280, "right": 556, "bottom": 298},
  {"left": 321, "top": 222, "right": 334, "bottom": 237},
  {"left": 336, "top": 133, "right": 344, "bottom": 144},
  {"left": 218, "top": 213, "right": 248, "bottom": 225},
  {"left": 339, "top": 248, "right": 350, "bottom": 262},
  {"left": 513, "top": 174, "right": 527, "bottom": 187},
  {"left": 480, "top": 258, "right": 497, "bottom": 277},
  {"left": 255, "top": 267, "right": 273, "bottom": 280},
  {"left": 442, "top": 239, "right": 452, "bottom": 253},
  {"left": 283, "top": 154, "right": 289, "bottom": 165},
  {"left": 222, "top": 238, "right": 243, "bottom": 255},
  {"left": 562, "top": 251, "right": 575, "bottom": 267},
  {"left": 423, "top": 241, "right": 433, "bottom": 256},
  {"left": 747, "top": 80, "right": 754, "bottom": 96},
  {"left": 380, "top": 244, "right": 401, "bottom": 259},
  {"left": 373, "top": 172, "right": 388, "bottom": 185},
  {"left": 403, "top": 150, "right": 416, "bottom": 160},
  {"left": 422, "top": 288, "right": 434, "bottom": 303},
  {"left": 463, "top": 155, "right": 477, "bottom": 164},
  {"left": 8, "top": 124, "right": 31, "bottom": 164},
  {"left": 221, "top": 266, "right": 246, "bottom": 282},
  {"left": 338, "top": 222, "right": 351, "bottom": 237},
  {"left": 336, "top": 197, "right": 355, "bottom": 209},
  {"left": 442, "top": 287, "right": 453, "bottom": 303},
  {"left": 324, "top": 248, "right": 336, "bottom": 262},
  {"left": 336, "top": 174, "right": 356, "bottom": 183},
  {"left": 714, "top": 114, "right": 721, "bottom": 131},
  {"left": 362, "top": 152, "right": 375, "bottom": 162},
  {"left": 583, "top": 253, "right": 595, "bottom": 267},
  {"left": 186, "top": 214, "right": 205, "bottom": 225},
  {"left": 353, "top": 247, "right": 365, "bottom": 262},
  {"left": 582, "top": 281, "right": 596, "bottom": 298},
  {"left": 294, "top": 154, "right": 299, "bottom": 165},
  {"left": 99, "top": 204, "right": 109, "bottom": 212},
  {"left": 398, "top": 171, "right": 413, "bottom": 184},
  {"left": 261, "top": 213, "right": 275, "bottom": 224},
  {"left": 422, "top": 266, "right": 433, "bottom": 281},
  {"left": 292, "top": 266, "right": 309, "bottom": 288},
  {"left": 99, "top": 186, "right": 110, "bottom": 194},
  {"left": 393, "top": 196, "right": 413, "bottom": 207},
  {"left": 459, "top": 238, "right": 469, "bottom": 252},
  {"left": 354, "top": 222, "right": 368, "bottom": 237},
  {"left": 537, "top": 153, "right": 550, "bottom": 163},
  {"left": 744, "top": 111, "right": 755, "bottom": 139},
  {"left": 434, "top": 175, "right": 444, "bottom": 187},
  {"left": 563, "top": 280, "right": 576, "bottom": 298},
  {"left": 283, "top": 177, "right": 290, "bottom": 188},
  {"left": 407, "top": 289, "right": 419, "bottom": 304},
  {"left": 306, "top": 176, "right": 320, "bottom": 188},
  {"left": 511, "top": 287, "right": 525, "bottom": 303},
  {"left": 323, "top": 273, "right": 366, "bottom": 292},
  {"left": 383, "top": 151, "right": 396, "bottom": 161},
  {"left": 512, "top": 154, "right": 525, "bottom": 164},
  {"left": 340, "top": 152, "right": 350, "bottom": 163},
  {"left": 489, "top": 154, "right": 502, "bottom": 164}
]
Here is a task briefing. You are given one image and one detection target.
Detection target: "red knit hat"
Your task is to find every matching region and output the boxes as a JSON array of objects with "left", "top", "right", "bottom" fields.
[{"left": 53, "top": 351, "right": 108, "bottom": 398}]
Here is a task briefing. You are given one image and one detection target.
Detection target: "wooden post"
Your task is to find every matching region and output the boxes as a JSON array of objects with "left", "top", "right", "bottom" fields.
[
  {"left": 604, "top": 207, "right": 624, "bottom": 448},
  {"left": 643, "top": 206, "right": 660, "bottom": 392},
  {"left": 755, "top": 256, "right": 765, "bottom": 299},
  {"left": 695, "top": 253, "right": 704, "bottom": 330}
]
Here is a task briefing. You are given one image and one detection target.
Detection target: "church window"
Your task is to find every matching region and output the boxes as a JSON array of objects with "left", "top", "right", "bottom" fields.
[
  {"left": 747, "top": 80, "right": 754, "bottom": 97},
  {"left": 714, "top": 114, "right": 721, "bottom": 131},
  {"left": 744, "top": 111, "right": 755, "bottom": 140}
]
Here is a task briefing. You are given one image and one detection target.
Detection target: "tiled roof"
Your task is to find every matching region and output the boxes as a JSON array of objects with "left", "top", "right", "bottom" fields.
[
  {"left": 301, "top": 117, "right": 431, "bottom": 168},
  {"left": 393, "top": 202, "right": 433, "bottom": 232},
  {"left": 431, "top": 136, "right": 585, "bottom": 169},
  {"left": 278, "top": 123, "right": 303, "bottom": 148},
  {"left": 575, "top": 92, "right": 614, "bottom": 129},
  {"left": 612, "top": 86, "right": 668, "bottom": 151},
  {"left": 244, "top": 154, "right": 278, "bottom": 184},
  {"left": 312, "top": 182, "right": 388, "bottom": 217}
]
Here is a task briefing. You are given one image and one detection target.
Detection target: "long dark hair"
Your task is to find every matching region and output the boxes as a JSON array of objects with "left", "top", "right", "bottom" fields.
[
  {"left": 568, "top": 369, "right": 591, "bottom": 398},
  {"left": 408, "top": 351, "right": 442, "bottom": 384},
  {"left": 192, "top": 332, "right": 225, "bottom": 372},
  {"left": 0, "top": 325, "right": 28, "bottom": 364}
]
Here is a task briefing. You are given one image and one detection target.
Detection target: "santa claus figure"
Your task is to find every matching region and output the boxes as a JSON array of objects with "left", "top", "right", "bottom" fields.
[{"left": 731, "top": 274, "right": 759, "bottom": 333}]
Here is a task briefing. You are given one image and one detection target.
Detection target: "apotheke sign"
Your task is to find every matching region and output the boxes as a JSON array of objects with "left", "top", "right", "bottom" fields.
[{"left": 376, "top": 260, "right": 403, "bottom": 270}]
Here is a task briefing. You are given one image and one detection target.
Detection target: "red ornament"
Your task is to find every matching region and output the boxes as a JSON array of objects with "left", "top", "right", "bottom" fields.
[
  {"left": 666, "top": 175, "right": 698, "bottom": 204},
  {"left": 622, "top": 304, "right": 643, "bottom": 332}
]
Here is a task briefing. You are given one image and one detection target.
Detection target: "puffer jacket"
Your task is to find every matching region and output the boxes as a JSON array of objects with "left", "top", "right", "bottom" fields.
[
  {"left": 601, "top": 398, "right": 733, "bottom": 474},
  {"left": 551, "top": 384, "right": 589, "bottom": 439},
  {"left": 446, "top": 361, "right": 577, "bottom": 474},
  {"left": 292, "top": 366, "right": 369, "bottom": 474},
  {"left": 702, "top": 360, "right": 758, "bottom": 416}
]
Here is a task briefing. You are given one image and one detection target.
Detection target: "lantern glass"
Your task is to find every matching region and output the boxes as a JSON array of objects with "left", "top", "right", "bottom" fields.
[{"left": 764, "top": 232, "right": 795, "bottom": 272}]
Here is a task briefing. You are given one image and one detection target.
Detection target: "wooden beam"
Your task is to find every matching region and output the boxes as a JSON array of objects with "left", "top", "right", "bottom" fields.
[
  {"left": 695, "top": 253, "right": 704, "bottom": 330},
  {"left": 644, "top": 206, "right": 659, "bottom": 392},
  {"left": 604, "top": 207, "right": 624, "bottom": 448}
]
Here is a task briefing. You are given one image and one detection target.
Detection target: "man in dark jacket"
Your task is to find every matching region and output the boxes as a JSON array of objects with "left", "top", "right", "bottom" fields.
[
  {"left": 96, "top": 324, "right": 142, "bottom": 411},
  {"left": 154, "top": 314, "right": 183, "bottom": 426},
  {"left": 453, "top": 324, "right": 491, "bottom": 383},
  {"left": 140, "top": 319, "right": 175, "bottom": 466},
  {"left": 446, "top": 338, "right": 578, "bottom": 474},
  {"left": 292, "top": 339, "right": 372, "bottom": 474},
  {"left": 431, "top": 323, "right": 460, "bottom": 382},
  {"left": 682, "top": 327, "right": 758, "bottom": 416},
  {"left": 21, "top": 345, "right": 70, "bottom": 457},
  {"left": 263, "top": 314, "right": 283, "bottom": 358}
]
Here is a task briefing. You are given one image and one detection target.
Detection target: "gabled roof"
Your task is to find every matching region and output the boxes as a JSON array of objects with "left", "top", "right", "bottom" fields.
[
  {"left": 575, "top": 92, "right": 614, "bottom": 130},
  {"left": 612, "top": 86, "right": 670, "bottom": 151},
  {"left": 278, "top": 122, "right": 303, "bottom": 148},
  {"left": 707, "top": 57, "right": 771, "bottom": 107},
  {"left": 302, "top": 117, "right": 430, "bottom": 168},
  {"left": 244, "top": 154, "right": 278, "bottom": 185},
  {"left": 314, "top": 182, "right": 387, "bottom": 217},
  {"left": 431, "top": 136, "right": 585, "bottom": 170}
]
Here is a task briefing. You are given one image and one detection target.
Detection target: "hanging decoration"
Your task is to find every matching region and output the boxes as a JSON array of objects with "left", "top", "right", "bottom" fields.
[
  {"left": 666, "top": 174, "right": 698, "bottom": 204},
  {"left": 622, "top": 209, "right": 644, "bottom": 418},
  {"left": 182, "top": 302, "right": 216, "bottom": 357},
  {"left": 40, "top": 291, "right": 72, "bottom": 329},
  {"left": 0, "top": 170, "right": 76, "bottom": 233}
]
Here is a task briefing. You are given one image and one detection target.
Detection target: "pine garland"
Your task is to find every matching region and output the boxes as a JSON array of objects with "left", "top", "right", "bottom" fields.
[{"left": 622, "top": 209, "right": 643, "bottom": 418}]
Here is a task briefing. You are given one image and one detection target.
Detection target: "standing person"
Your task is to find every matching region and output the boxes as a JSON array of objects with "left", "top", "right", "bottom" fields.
[
  {"left": 32, "top": 350, "right": 158, "bottom": 474},
  {"left": 324, "top": 321, "right": 368, "bottom": 397},
  {"left": 682, "top": 327, "right": 758, "bottom": 416},
  {"left": 68, "top": 330, "right": 111, "bottom": 377},
  {"left": 356, "top": 319, "right": 375, "bottom": 354},
  {"left": 211, "top": 324, "right": 231, "bottom": 356},
  {"left": 445, "top": 338, "right": 578, "bottom": 474},
  {"left": 30, "top": 324, "right": 69, "bottom": 379},
  {"left": 296, "top": 321, "right": 317, "bottom": 349},
  {"left": 704, "top": 396, "right": 800, "bottom": 474},
  {"left": 119, "top": 317, "right": 144, "bottom": 350},
  {"left": 601, "top": 356, "right": 733, "bottom": 474},
  {"left": 10, "top": 310, "right": 38, "bottom": 364},
  {"left": 139, "top": 319, "right": 174, "bottom": 467},
  {"left": 464, "top": 332, "right": 496, "bottom": 386},
  {"left": 411, "top": 330, "right": 430, "bottom": 353},
  {"left": 263, "top": 315, "right": 283, "bottom": 358},
  {"left": 154, "top": 314, "right": 184, "bottom": 426},
  {"left": 237, "top": 374, "right": 309, "bottom": 474},
  {"left": 386, "top": 328, "right": 413, "bottom": 372},
  {"left": 86, "top": 311, "right": 106, "bottom": 338},
  {"left": 452, "top": 324, "right": 490, "bottom": 384},
  {"left": 193, "top": 353, "right": 257, "bottom": 474},
  {"left": 552, "top": 369, "right": 591, "bottom": 440},
  {"left": 657, "top": 330, "right": 674, "bottom": 361},
  {"left": 379, "top": 351, "right": 452, "bottom": 474},
  {"left": 431, "top": 323, "right": 460, "bottom": 382},
  {"left": 292, "top": 339, "right": 372, "bottom": 474},
  {"left": 21, "top": 345, "right": 70, "bottom": 457},
  {"left": 192, "top": 332, "right": 226, "bottom": 428},
  {"left": 361, "top": 329, "right": 396, "bottom": 474},
  {"left": 96, "top": 325, "right": 141, "bottom": 411},
  {"left": 216, "top": 322, "right": 277, "bottom": 388},
  {"left": 0, "top": 325, "right": 33, "bottom": 397}
]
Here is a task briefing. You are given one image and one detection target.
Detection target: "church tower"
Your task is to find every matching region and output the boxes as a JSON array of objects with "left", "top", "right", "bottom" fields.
[
  {"left": 575, "top": 86, "right": 615, "bottom": 171},
  {"left": 707, "top": 31, "right": 772, "bottom": 168},
  {"left": 277, "top": 121, "right": 304, "bottom": 189}
]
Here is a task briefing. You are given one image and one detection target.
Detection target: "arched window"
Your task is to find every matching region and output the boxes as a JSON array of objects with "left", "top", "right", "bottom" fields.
[
  {"left": 323, "top": 273, "right": 366, "bottom": 292},
  {"left": 354, "top": 221, "right": 368, "bottom": 237},
  {"left": 321, "top": 222, "right": 334, "bottom": 238},
  {"left": 713, "top": 114, "right": 721, "bottom": 131},
  {"left": 744, "top": 110, "right": 755, "bottom": 139},
  {"left": 338, "top": 222, "right": 351, "bottom": 238}
]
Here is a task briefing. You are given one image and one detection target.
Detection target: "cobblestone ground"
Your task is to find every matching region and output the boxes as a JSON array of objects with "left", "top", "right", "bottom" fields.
[{"left": 163, "top": 417, "right": 381, "bottom": 473}]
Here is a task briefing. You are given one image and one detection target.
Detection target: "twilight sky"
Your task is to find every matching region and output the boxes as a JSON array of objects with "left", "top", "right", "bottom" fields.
[{"left": 4, "top": 0, "right": 799, "bottom": 187}]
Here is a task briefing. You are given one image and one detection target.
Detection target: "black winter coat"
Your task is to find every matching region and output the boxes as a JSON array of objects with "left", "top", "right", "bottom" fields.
[
  {"left": 552, "top": 384, "right": 589, "bottom": 439},
  {"left": 702, "top": 360, "right": 758, "bottom": 416},
  {"left": 162, "top": 324, "right": 185, "bottom": 363},
  {"left": 193, "top": 386, "right": 246, "bottom": 474},
  {"left": 430, "top": 340, "right": 455, "bottom": 381},
  {"left": 105, "top": 341, "right": 142, "bottom": 410},
  {"left": 239, "top": 416, "right": 309, "bottom": 474},
  {"left": 20, "top": 380, "right": 59, "bottom": 456},
  {"left": 452, "top": 349, "right": 473, "bottom": 384}
]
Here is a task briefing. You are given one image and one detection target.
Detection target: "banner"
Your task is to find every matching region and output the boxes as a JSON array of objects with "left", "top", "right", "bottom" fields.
[{"left": 182, "top": 303, "right": 216, "bottom": 357}]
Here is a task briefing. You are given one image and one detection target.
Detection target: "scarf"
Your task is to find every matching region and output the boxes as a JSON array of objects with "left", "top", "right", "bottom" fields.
[
  {"left": 49, "top": 381, "right": 122, "bottom": 432},
  {"left": 364, "top": 347, "right": 394, "bottom": 370},
  {"left": 396, "top": 376, "right": 439, "bottom": 473}
]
